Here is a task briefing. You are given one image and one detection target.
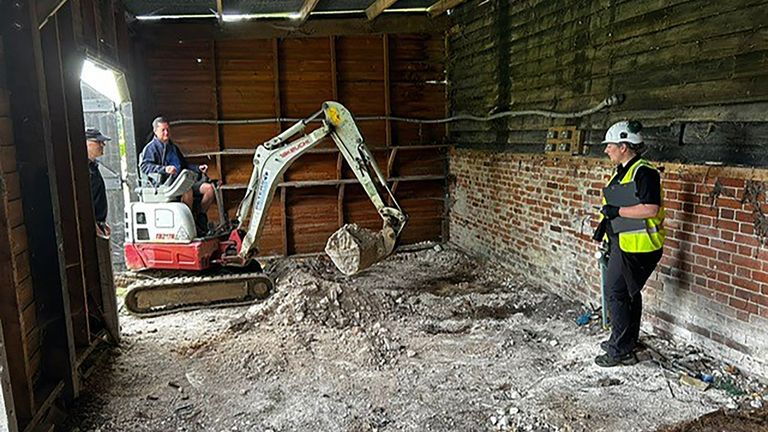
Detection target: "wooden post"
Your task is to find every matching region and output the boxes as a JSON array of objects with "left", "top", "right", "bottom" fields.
[{"left": 383, "top": 34, "right": 392, "bottom": 149}]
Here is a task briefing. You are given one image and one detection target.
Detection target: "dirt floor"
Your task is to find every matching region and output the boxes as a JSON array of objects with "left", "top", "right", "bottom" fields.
[{"left": 65, "top": 245, "right": 767, "bottom": 432}]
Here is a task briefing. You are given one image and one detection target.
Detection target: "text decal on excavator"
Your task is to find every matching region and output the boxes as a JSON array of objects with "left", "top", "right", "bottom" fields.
[
  {"left": 254, "top": 171, "right": 271, "bottom": 210},
  {"left": 279, "top": 136, "right": 312, "bottom": 159},
  {"left": 156, "top": 233, "right": 176, "bottom": 240}
]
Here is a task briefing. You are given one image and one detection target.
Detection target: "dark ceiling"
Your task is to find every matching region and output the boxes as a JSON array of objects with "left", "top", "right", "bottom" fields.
[{"left": 122, "top": 0, "right": 437, "bottom": 17}]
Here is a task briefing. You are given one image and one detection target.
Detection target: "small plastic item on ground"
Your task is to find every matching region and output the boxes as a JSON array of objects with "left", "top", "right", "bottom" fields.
[
  {"left": 697, "top": 373, "right": 714, "bottom": 383},
  {"left": 680, "top": 374, "right": 710, "bottom": 391},
  {"left": 575, "top": 311, "right": 591, "bottom": 326}
]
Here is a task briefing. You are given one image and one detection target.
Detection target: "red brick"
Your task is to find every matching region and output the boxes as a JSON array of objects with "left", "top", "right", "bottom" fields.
[
  {"left": 733, "top": 276, "right": 760, "bottom": 292},
  {"left": 717, "top": 197, "right": 745, "bottom": 209},
  {"left": 753, "top": 271, "right": 768, "bottom": 284},
  {"left": 721, "top": 231, "right": 734, "bottom": 241},
  {"left": 735, "top": 267, "right": 751, "bottom": 279},
  {"left": 718, "top": 178, "right": 745, "bottom": 188},
  {"left": 739, "top": 223, "right": 755, "bottom": 235},
  {"left": 735, "top": 211, "right": 753, "bottom": 222},
  {"left": 708, "top": 279, "right": 734, "bottom": 295},
  {"left": 710, "top": 239, "right": 737, "bottom": 253},
  {"left": 717, "top": 220, "right": 739, "bottom": 232},
  {"left": 720, "top": 209, "right": 735, "bottom": 220},
  {"left": 729, "top": 296, "right": 749, "bottom": 311},
  {"left": 692, "top": 245, "right": 717, "bottom": 259},
  {"left": 734, "top": 288, "right": 752, "bottom": 301},
  {"left": 694, "top": 205, "right": 718, "bottom": 217},
  {"left": 733, "top": 254, "right": 759, "bottom": 269}
]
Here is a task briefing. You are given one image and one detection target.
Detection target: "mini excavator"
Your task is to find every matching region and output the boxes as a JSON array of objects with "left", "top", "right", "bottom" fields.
[{"left": 123, "top": 102, "right": 407, "bottom": 316}]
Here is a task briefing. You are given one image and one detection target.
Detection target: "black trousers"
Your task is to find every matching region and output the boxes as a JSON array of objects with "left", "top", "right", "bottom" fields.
[{"left": 604, "top": 240, "right": 661, "bottom": 358}]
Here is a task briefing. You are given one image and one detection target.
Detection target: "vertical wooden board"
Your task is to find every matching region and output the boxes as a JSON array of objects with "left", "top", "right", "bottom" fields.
[
  {"left": 65, "top": 264, "right": 89, "bottom": 346},
  {"left": 336, "top": 35, "right": 385, "bottom": 81},
  {"left": 217, "top": 39, "right": 277, "bottom": 119},
  {"left": 286, "top": 186, "right": 338, "bottom": 254},
  {"left": 393, "top": 148, "right": 447, "bottom": 177},
  {"left": 222, "top": 154, "right": 256, "bottom": 185},
  {"left": 19, "top": 303, "right": 36, "bottom": 342},
  {"left": 79, "top": 0, "right": 98, "bottom": 51},
  {"left": 0, "top": 117, "right": 13, "bottom": 146},
  {"left": 279, "top": 38, "right": 334, "bottom": 117},
  {"left": 0, "top": 90, "right": 9, "bottom": 118},
  {"left": 13, "top": 251, "right": 31, "bottom": 287},
  {"left": 0, "top": 145, "right": 16, "bottom": 174},
  {"left": 16, "top": 276, "right": 34, "bottom": 310},
  {"left": 9, "top": 226, "right": 27, "bottom": 257},
  {"left": 389, "top": 34, "right": 446, "bottom": 82},
  {"left": 342, "top": 184, "right": 384, "bottom": 230},
  {"left": 166, "top": 124, "right": 217, "bottom": 153},
  {"left": 284, "top": 153, "right": 337, "bottom": 182},
  {"left": 257, "top": 201, "right": 284, "bottom": 256},
  {"left": 220, "top": 123, "right": 281, "bottom": 149},
  {"left": 355, "top": 121, "right": 387, "bottom": 149},
  {"left": 6, "top": 198, "right": 23, "bottom": 228},
  {"left": 338, "top": 82, "right": 386, "bottom": 115},
  {"left": 145, "top": 40, "right": 217, "bottom": 118},
  {"left": 3, "top": 171, "right": 21, "bottom": 200},
  {"left": 391, "top": 122, "right": 445, "bottom": 146}
]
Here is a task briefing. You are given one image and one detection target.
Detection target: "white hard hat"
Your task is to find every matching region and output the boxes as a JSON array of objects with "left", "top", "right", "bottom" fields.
[{"left": 602, "top": 120, "right": 644, "bottom": 145}]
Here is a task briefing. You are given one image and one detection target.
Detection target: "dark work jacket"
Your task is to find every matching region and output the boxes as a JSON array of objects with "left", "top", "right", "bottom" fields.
[
  {"left": 139, "top": 137, "right": 199, "bottom": 182},
  {"left": 89, "top": 160, "right": 108, "bottom": 222}
]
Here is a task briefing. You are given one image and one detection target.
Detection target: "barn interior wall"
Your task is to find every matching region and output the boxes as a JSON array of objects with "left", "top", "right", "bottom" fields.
[
  {"left": 132, "top": 18, "right": 450, "bottom": 256},
  {"left": 448, "top": 0, "right": 768, "bottom": 377}
]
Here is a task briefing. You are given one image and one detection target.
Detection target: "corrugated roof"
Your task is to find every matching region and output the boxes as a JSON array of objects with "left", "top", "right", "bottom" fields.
[{"left": 123, "top": 0, "right": 437, "bottom": 17}]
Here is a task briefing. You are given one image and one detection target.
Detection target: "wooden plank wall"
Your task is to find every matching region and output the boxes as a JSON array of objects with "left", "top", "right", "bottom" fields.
[
  {"left": 0, "top": 34, "right": 38, "bottom": 425},
  {"left": 448, "top": 0, "right": 768, "bottom": 165},
  {"left": 0, "top": 0, "right": 133, "bottom": 429},
  {"left": 137, "top": 29, "right": 448, "bottom": 255}
]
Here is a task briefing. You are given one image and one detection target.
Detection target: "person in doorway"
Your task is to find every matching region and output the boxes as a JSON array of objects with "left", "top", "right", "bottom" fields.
[
  {"left": 86, "top": 127, "right": 111, "bottom": 238},
  {"left": 139, "top": 116, "right": 216, "bottom": 235},
  {"left": 593, "top": 120, "right": 665, "bottom": 368}
]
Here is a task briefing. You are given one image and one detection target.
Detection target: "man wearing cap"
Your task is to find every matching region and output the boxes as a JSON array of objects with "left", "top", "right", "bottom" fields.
[
  {"left": 139, "top": 116, "right": 215, "bottom": 235},
  {"left": 593, "top": 120, "right": 666, "bottom": 367},
  {"left": 86, "top": 127, "right": 111, "bottom": 238}
]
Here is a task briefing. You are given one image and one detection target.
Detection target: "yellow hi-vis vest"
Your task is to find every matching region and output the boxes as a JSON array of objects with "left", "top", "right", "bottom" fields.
[{"left": 602, "top": 158, "right": 666, "bottom": 253}]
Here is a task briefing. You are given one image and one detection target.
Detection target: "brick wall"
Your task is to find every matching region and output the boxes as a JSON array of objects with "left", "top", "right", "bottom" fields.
[{"left": 449, "top": 149, "right": 768, "bottom": 377}]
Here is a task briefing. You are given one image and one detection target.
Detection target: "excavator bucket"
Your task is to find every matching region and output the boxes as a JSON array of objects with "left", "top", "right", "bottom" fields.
[{"left": 325, "top": 223, "right": 396, "bottom": 275}]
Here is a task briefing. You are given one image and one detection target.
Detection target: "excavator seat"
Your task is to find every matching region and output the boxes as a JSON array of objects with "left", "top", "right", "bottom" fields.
[{"left": 136, "top": 169, "right": 196, "bottom": 203}]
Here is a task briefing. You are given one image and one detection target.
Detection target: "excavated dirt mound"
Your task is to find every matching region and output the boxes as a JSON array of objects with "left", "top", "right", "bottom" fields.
[{"left": 66, "top": 246, "right": 766, "bottom": 432}]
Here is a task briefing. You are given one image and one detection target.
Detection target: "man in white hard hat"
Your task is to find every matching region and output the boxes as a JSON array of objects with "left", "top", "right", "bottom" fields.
[{"left": 593, "top": 120, "right": 666, "bottom": 367}]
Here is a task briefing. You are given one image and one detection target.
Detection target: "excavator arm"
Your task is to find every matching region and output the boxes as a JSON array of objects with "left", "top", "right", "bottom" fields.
[{"left": 226, "top": 102, "right": 407, "bottom": 273}]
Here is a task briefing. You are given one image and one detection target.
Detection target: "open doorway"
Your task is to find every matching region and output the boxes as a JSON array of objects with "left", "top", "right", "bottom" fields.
[{"left": 79, "top": 58, "right": 138, "bottom": 271}]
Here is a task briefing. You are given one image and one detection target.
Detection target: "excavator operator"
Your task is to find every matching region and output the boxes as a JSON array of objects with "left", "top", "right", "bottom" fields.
[{"left": 140, "top": 116, "right": 216, "bottom": 236}]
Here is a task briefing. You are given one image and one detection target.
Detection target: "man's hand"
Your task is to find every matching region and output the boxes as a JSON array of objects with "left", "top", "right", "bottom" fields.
[
  {"left": 601, "top": 205, "right": 621, "bottom": 220},
  {"left": 165, "top": 166, "right": 177, "bottom": 175},
  {"left": 199, "top": 164, "right": 208, "bottom": 174}
]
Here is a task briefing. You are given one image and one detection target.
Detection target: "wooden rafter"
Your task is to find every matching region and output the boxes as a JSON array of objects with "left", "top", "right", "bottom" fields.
[
  {"left": 426, "top": 0, "right": 466, "bottom": 17},
  {"left": 297, "top": 0, "right": 321, "bottom": 22},
  {"left": 365, "top": 0, "right": 400, "bottom": 21},
  {"left": 216, "top": 0, "right": 224, "bottom": 23}
]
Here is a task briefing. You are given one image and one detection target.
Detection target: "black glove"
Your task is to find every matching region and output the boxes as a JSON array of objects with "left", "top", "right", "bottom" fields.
[
  {"left": 601, "top": 205, "right": 620, "bottom": 220},
  {"left": 592, "top": 218, "right": 607, "bottom": 242}
]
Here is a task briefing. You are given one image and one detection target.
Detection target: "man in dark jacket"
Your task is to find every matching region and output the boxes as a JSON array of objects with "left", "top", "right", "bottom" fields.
[
  {"left": 140, "top": 116, "right": 216, "bottom": 233},
  {"left": 86, "top": 127, "right": 111, "bottom": 238}
]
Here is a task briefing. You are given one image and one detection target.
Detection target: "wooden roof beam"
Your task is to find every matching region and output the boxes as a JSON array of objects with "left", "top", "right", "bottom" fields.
[
  {"left": 296, "top": 0, "right": 321, "bottom": 22},
  {"left": 365, "top": 0, "right": 400, "bottom": 21},
  {"left": 216, "top": 0, "right": 224, "bottom": 23},
  {"left": 427, "top": 0, "right": 466, "bottom": 17}
]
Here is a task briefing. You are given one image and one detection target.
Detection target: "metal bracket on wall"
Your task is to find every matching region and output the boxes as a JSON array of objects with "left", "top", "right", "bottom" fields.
[{"left": 544, "top": 126, "right": 583, "bottom": 156}]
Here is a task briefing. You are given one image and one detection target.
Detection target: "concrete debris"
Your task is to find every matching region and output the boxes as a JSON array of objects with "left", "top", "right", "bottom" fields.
[{"left": 73, "top": 246, "right": 766, "bottom": 432}]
